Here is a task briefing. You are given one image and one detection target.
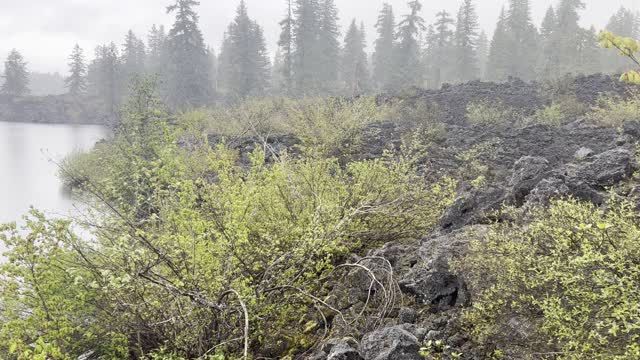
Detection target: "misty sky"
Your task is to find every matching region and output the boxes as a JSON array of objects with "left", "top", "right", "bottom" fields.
[{"left": 1, "top": 0, "right": 639, "bottom": 74}]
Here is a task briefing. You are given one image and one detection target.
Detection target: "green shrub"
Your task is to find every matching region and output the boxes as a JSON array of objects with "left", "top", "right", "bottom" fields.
[
  {"left": 587, "top": 92, "right": 640, "bottom": 127},
  {"left": 5, "top": 82, "right": 457, "bottom": 359},
  {"left": 466, "top": 101, "right": 518, "bottom": 126},
  {"left": 455, "top": 199, "right": 640, "bottom": 359}
]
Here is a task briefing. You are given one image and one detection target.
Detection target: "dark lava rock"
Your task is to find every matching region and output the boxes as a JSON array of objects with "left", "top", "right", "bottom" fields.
[
  {"left": 509, "top": 156, "right": 551, "bottom": 204},
  {"left": 359, "top": 326, "right": 421, "bottom": 360},
  {"left": 327, "top": 341, "right": 363, "bottom": 360},
  {"left": 574, "top": 148, "right": 635, "bottom": 188},
  {"left": 438, "top": 187, "right": 509, "bottom": 232},
  {"left": 399, "top": 269, "right": 469, "bottom": 311},
  {"left": 398, "top": 308, "right": 417, "bottom": 324},
  {"left": 623, "top": 121, "right": 640, "bottom": 138},
  {"left": 207, "top": 133, "right": 301, "bottom": 165}
]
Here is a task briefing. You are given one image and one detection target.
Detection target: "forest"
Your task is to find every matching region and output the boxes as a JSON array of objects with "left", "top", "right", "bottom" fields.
[{"left": 3, "top": 0, "right": 640, "bottom": 359}]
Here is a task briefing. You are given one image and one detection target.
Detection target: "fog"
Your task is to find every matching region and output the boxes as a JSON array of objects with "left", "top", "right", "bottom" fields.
[{"left": 1, "top": 0, "right": 639, "bottom": 73}]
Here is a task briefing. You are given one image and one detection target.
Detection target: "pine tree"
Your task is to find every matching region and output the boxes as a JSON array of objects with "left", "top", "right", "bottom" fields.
[
  {"left": 122, "top": 30, "right": 146, "bottom": 85},
  {"left": 218, "top": 1, "right": 271, "bottom": 99},
  {"left": 342, "top": 19, "right": 370, "bottom": 95},
  {"left": 292, "top": 0, "right": 321, "bottom": 94},
  {"left": 504, "top": 0, "right": 538, "bottom": 81},
  {"left": 65, "top": 44, "right": 87, "bottom": 96},
  {"left": 476, "top": 31, "right": 489, "bottom": 79},
  {"left": 537, "top": 6, "right": 557, "bottom": 78},
  {"left": 147, "top": 24, "right": 168, "bottom": 74},
  {"left": 486, "top": 7, "right": 511, "bottom": 81},
  {"left": 317, "top": 0, "right": 341, "bottom": 92},
  {"left": 454, "top": 0, "right": 479, "bottom": 82},
  {"left": 165, "top": 0, "right": 212, "bottom": 108},
  {"left": 603, "top": 7, "right": 639, "bottom": 72},
  {"left": 1, "top": 49, "right": 29, "bottom": 97},
  {"left": 544, "top": 0, "right": 587, "bottom": 78},
  {"left": 431, "top": 10, "right": 454, "bottom": 87},
  {"left": 88, "top": 43, "right": 121, "bottom": 116},
  {"left": 393, "top": 0, "right": 426, "bottom": 88},
  {"left": 277, "top": 0, "right": 294, "bottom": 94},
  {"left": 373, "top": 3, "right": 396, "bottom": 91}
]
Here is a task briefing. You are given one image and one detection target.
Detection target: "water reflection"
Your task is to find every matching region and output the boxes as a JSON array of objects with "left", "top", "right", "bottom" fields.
[{"left": 0, "top": 121, "right": 108, "bottom": 224}]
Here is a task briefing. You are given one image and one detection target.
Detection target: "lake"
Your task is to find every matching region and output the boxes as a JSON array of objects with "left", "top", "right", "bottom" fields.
[{"left": 0, "top": 121, "right": 108, "bottom": 224}]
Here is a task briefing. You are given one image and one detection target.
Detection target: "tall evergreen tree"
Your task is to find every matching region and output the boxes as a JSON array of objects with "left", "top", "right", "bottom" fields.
[
  {"left": 277, "top": 0, "right": 294, "bottom": 94},
  {"left": 393, "top": 0, "right": 426, "bottom": 88},
  {"left": 486, "top": 7, "right": 511, "bottom": 81},
  {"left": 88, "top": 43, "right": 121, "bottom": 116},
  {"left": 342, "top": 19, "right": 370, "bottom": 95},
  {"left": 504, "top": 0, "right": 538, "bottom": 80},
  {"left": 543, "top": 0, "right": 586, "bottom": 78},
  {"left": 373, "top": 3, "right": 396, "bottom": 91},
  {"left": 122, "top": 30, "right": 146, "bottom": 85},
  {"left": 65, "top": 44, "right": 87, "bottom": 96},
  {"left": 603, "top": 7, "right": 640, "bottom": 72},
  {"left": 317, "top": 0, "right": 341, "bottom": 92},
  {"left": 537, "top": 6, "right": 557, "bottom": 79},
  {"left": 1, "top": 49, "right": 29, "bottom": 97},
  {"left": 476, "top": 31, "right": 489, "bottom": 79},
  {"left": 218, "top": 1, "right": 271, "bottom": 99},
  {"left": 165, "top": 0, "right": 212, "bottom": 108},
  {"left": 453, "top": 0, "right": 479, "bottom": 82},
  {"left": 147, "top": 24, "right": 168, "bottom": 74},
  {"left": 431, "top": 10, "right": 455, "bottom": 87},
  {"left": 292, "top": 0, "right": 321, "bottom": 94}
]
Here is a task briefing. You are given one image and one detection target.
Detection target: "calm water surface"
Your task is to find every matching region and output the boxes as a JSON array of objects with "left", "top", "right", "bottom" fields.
[{"left": 0, "top": 121, "right": 108, "bottom": 224}]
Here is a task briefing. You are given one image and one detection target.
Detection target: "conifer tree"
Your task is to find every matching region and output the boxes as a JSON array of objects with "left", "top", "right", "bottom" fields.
[
  {"left": 373, "top": 3, "right": 396, "bottom": 91},
  {"left": 454, "top": 0, "right": 479, "bottom": 82},
  {"left": 393, "top": 0, "right": 426, "bottom": 89},
  {"left": 476, "top": 31, "right": 489, "bottom": 79},
  {"left": 165, "top": 0, "right": 212, "bottom": 108},
  {"left": 218, "top": 1, "right": 271, "bottom": 99},
  {"left": 543, "top": 0, "right": 587, "bottom": 78},
  {"left": 603, "top": 7, "right": 639, "bottom": 72},
  {"left": 147, "top": 24, "right": 168, "bottom": 74},
  {"left": 292, "top": 0, "right": 321, "bottom": 94},
  {"left": 342, "top": 19, "right": 370, "bottom": 95},
  {"left": 277, "top": 0, "right": 294, "bottom": 94},
  {"left": 122, "top": 30, "right": 146, "bottom": 85},
  {"left": 1, "top": 49, "right": 29, "bottom": 97},
  {"left": 537, "top": 6, "right": 557, "bottom": 78},
  {"left": 88, "top": 43, "right": 121, "bottom": 116},
  {"left": 504, "top": 0, "right": 538, "bottom": 81},
  {"left": 486, "top": 7, "right": 510, "bottom": 81},
  {"left": 317, "top": 0, "right": 341, "bottom": 92},
  {"left": 431, "top": 10, "right": 454, "bottom": 87},
  {"left": 65, "top": 44, "right": 87, "bottom": 96}
]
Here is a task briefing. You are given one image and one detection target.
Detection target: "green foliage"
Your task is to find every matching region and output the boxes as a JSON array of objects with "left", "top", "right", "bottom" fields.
[
  {"left": 599, "top": 31, "right": 640, "bottom": 83},
  {"left": 205, "top": 96, "right": 388, "bottom": 157},
  {"left": 6, "top": 81, "right": 457, "bottom": 358},
  {"left": 455, "top": 199, "right": 640, "bottom": 359},
  {"left": 465, "top": 100, "right": 517, "bottom": 126},
  {"left": 524, "top": 96, "right": 588, "bottom": 127},
  {"left": 586, "top": 92, "right": 640, "bottom": 127}
]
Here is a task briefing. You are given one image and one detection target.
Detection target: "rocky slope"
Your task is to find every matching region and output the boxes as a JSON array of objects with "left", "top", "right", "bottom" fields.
[{"left": 213, "top": 74, "right": 640, "bottom": 359}]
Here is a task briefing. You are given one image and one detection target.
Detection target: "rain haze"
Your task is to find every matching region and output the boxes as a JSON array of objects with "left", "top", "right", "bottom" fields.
[{"left": 1, "top": 0, "right": 640, "bottom": 73}]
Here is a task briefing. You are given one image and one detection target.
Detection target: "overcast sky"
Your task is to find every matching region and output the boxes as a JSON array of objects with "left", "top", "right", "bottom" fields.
[{"left": 1, "top": 0, "right": 639, "bottom": 73}]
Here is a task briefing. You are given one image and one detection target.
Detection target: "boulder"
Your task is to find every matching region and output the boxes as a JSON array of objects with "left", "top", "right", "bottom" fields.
[
  {"left": 438, "top": 187, "right": 509, "bottom": 231},
  {"left": 359, "top": 326, "right": 421, "bottom": 360},
  {"left": 509, "top": 156, "right": 550, "bottom": 203},
  {"left": 399, "top": 269, "right": 469, "bottom": 311},
  {"left": 574, "top": 147, "right": 594, "bottom": 160},
  {"left": 575, "top": 148, "right": 635, "bottom": 188}
]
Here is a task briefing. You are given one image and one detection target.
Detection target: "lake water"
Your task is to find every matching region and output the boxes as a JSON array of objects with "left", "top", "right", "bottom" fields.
[{"left": 0, "top": 121, "right": 108, "bottom": 224}]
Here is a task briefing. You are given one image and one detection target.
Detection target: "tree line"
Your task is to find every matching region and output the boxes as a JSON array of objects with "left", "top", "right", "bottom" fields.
[{"left": 2, "top": 0, "right": 640, "bottom": 110}]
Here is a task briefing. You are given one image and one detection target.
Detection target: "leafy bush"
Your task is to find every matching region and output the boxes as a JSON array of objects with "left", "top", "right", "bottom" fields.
[
  {"left": 205, "top": 97, "right": 387, "bottom": 157},
  {"left": 3, "top": 82, "right": 457, "bottom": 359},
  {"left": 466, "top": 101, "right": 518, "bottom": 126},
  {"left": 587, "top": 92, "right": 640, "bottom": 127},
  {"left": 524, "top": 96, "right": 588, "bottom": 127},
  {"left": 455, "top": 199, "right": 640, "bottom": 359}
]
